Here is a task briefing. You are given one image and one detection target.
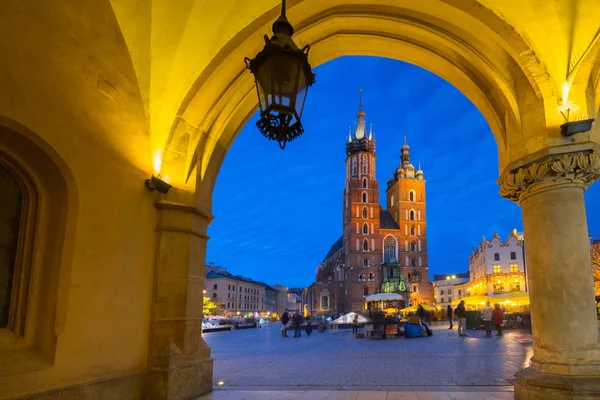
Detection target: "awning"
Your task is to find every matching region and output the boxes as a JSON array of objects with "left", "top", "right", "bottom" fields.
[
  {"left": 451, "top": 292, "right": 529, "bottom": 306},
  {"left": 364, "top": 293, "right": 403, "bottom": 302},
  {"left": 400, "top": 304, "right": 437, "bottom": 312},
  {"left": 330, "top": 312, "right": 371, "bottom": 324}
]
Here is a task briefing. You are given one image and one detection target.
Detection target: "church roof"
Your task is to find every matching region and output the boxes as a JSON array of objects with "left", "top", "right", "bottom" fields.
[
  {"left": 323, "top": 236, "right": 343, "bottom": 262},
  {"left": 379, "top": 207, "right": 399, "bottom": 229}
]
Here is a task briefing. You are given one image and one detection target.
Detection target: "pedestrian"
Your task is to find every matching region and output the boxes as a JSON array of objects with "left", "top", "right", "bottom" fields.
[
  {"left": 455, "top": 300, "right": 468, "bottom": 337},
  {"left": 482, "top": 301, "right": 493, "bottom": 337},
  {"left": 293, "top": 312, "right": 302, "bottom": 337},
  {"left": 305, "top": 320, "right": 313, "bottom": 336},
  {"left": 416, "top": 304, "right": 432, "bottom": 336},
  {"left": 446, "top": 305, "right": 453, "bottom": 330},
  {"left": 280, "top": 311, "right": 289, "bottom": 338},
  {"left": 492, "top": 303, "right": 504, "bottom": 336}
]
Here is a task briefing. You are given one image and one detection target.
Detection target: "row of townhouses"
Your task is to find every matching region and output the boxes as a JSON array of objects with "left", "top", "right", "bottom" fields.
[{"left": 203, "top": 265, "right": 302, "bottom": 317}]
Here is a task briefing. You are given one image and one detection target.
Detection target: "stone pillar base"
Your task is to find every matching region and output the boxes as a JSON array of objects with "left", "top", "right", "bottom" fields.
[
  {"left": 145, "top": 358, "right": 213, "bottom": 400},
  {"left": 515, "top": 367, "right": 600, "bottom": 400}
]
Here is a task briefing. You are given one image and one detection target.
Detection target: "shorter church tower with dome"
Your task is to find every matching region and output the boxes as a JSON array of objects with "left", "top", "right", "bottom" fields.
[{"left": 302, "top": 91, "right": 433, "bottom": 316}]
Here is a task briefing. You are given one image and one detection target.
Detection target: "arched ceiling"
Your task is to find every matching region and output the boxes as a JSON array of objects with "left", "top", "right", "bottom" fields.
[{"left": 108, "top": 0, "right": 600, "bottom": 186}]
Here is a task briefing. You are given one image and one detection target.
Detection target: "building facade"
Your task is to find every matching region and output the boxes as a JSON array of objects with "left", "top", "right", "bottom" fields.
[
  {"left": 303, "top": 94, "right": 433, "bottom": 315},
  {"left": 469, "top": 230, "right": 527, "bottom": 296},
  {"left": 432, "top": 272, "right": 470, "bottom": 309}
]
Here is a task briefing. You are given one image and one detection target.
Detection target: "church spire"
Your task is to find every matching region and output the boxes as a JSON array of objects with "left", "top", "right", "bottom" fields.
[
  {"left": 401, "top": 136, "right": 411, "bottom": 168},
  {"left": 354, "top": 86, "right": 366, "bottom": 139}
]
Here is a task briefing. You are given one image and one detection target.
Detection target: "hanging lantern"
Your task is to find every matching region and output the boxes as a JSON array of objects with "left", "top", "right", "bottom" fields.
[{"left": 244, "top": 0, "right": 316, "bottom": 149}]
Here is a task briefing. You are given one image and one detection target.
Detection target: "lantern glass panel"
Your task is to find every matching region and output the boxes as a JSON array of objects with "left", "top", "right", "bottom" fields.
[
  {"left": 255, "top": 62, "right": 272, "bottom": 112},
  {"left": 295, "top": 69, "right": 309, "bottom": 118},
  {"left": 271, "top": 55, "right": 301, "bottom": 112}
]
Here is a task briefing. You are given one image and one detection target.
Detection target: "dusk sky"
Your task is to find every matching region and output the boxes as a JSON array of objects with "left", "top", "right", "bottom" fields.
[{"left": 207, "top": 56, "right": 600, "bottom": 288}]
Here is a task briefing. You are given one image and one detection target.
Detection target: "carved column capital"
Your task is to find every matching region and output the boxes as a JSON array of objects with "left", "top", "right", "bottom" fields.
[{"left": 498, "top": 150, "right": 600, "bottom": 203}]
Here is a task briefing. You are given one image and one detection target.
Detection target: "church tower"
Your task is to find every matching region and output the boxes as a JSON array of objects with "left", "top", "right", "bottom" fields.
[
  {"left": 385, "top": 140, "right": 431, "bottom": 305},
  {"left": 342, "top": 89, "right": 381, "bottom": 312}
]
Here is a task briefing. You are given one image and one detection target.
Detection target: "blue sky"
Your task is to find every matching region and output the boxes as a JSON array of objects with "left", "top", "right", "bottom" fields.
[{"left": 207, "top": 56, "right": 600, "bottom": 288}]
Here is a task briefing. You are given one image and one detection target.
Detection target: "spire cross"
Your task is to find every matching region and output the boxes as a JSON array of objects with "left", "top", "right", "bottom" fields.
[
  {"left": 404, "top": 136, "right": 407, "bottom": 145},
  {"left": 359, "top": 85, "right": 363, "bottom": 111}
]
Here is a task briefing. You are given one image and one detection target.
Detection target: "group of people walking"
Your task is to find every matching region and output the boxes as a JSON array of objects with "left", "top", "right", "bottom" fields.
[
  {"left": 280, "top": 311, "right": 313, "bottom": 337},
  {"left": 447, "top": 300, "right": 504, "bottom": 337}
]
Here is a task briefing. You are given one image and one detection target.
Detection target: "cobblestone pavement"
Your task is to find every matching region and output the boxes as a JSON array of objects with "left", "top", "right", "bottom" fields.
[{"left": 204, "top": 323, "right": 533, "bottom": 390}]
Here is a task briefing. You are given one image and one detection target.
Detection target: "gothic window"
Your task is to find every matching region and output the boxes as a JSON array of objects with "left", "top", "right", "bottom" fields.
[
  {"left": 411, "top": 258, "right": 416, "bottom": 267},
  {"left": 363, "top": 258, "right": 369, "bottom": 267},
  {"left": 409, "top": 190, "right": 415, "bottom": 201},
  {"left": 383, "top": 236, "right": 397, "bottom": 263},
  {"left": 363, "top": 239, "right": 369, "bottom": 251},
  {"left": 352, "top": 157, "right": 357, "bottom": 175},
  {"left": 321, "top": 295, "right": 329, "bottom": 308},
  {"left": 410, "top": 241, "right": 416, "bottom": 251},
  {"left": 405, "top": 256, "right": 409, "bottom": 266},
  {"left": 362, "top": 207, "right": 368, "bottom": 218},
  {"left": 362, "top": 156, "right": 368, "bottom": 173},
  {"left": 410, "top": 225, "right": 415, "bottom": 236},
  {"left": 391, "top": 195, "right": 395, "bottom": 206},
  {"left": 409, "top": 210, "right": 415, "bottom": 221},
  {"left": 362, "top": 192, "right": 368, "bottom": 202},
  {"left": 0, "top": 164, "right": 22, "bottom": 329},
  {"left": 418, "top": 256, "right": 423, "bottom": 267},
  {"left": 362, "top": 178, "right": 368, "bottom": 188},
  {"left": 359, "top": 274, "right": 364, "bottom": 281},
  {"left": 369, "top": 273, "right": 374, "bottom": 281},
  {"left": 363, "top": 223, "right": 369, "bottom": 234},
  {"left": 364, "top": 286, "right": 369, "bottom": 296}
]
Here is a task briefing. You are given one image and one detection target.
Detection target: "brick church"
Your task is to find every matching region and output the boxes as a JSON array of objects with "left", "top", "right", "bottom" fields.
[{"left": 302, "top": 93, "right": 434, "bottom": 316}]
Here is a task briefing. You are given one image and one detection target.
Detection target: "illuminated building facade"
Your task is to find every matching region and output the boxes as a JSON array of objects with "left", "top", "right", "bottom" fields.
[
  {"left": 468, "top": 230, "right": 527, "bottom": 297},
  {"left": 432, "top": 272, "right": 470, "bottom": 309}
]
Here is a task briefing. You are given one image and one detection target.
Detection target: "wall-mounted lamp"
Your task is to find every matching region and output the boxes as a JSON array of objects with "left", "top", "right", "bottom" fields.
[
  {"left": 560, "top": 118, "right": 595, "bottom": 137},
  {"left": 145, "top": 175, "right": 172, "bottom": 194}
]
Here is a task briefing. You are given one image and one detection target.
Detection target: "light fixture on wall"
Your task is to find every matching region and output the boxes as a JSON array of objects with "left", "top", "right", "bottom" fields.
[
  {"left": 145, "top": 175, "right": 171, "bottom": 194},
  {"left": 244, "top": 0, "right": 316, "bottom": 149},
  {"left": 560, "top": 118, "right": 595, "bottom": 137},
  {"left": 558, "top": 81, "right": 595, "bottom": 137}
]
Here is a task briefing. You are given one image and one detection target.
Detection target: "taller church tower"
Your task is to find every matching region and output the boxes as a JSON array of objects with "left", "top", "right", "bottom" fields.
[
  {"left": 385, "top": 140, "right": 430, "bottom": 303},
  {"left": 342, "top": 90, "right": 381, "bottom": 312}
]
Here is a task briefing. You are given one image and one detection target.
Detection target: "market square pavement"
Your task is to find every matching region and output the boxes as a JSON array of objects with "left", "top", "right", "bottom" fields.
[{"left": 197, "top": 323, "right": 533, "bottom": 399}]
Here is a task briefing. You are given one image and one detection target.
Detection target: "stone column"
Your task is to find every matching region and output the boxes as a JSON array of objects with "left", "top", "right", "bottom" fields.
[
  {"left": 499, "top": 148, "right": 600, "bottom": 399},
  {"left": 145, "top": 200, "right": 213, "bottom": 400}
]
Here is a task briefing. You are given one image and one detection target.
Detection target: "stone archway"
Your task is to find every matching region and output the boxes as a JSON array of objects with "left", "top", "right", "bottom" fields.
[{"left": 148, "top": 3, "right": 600, "bottom": 400}]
